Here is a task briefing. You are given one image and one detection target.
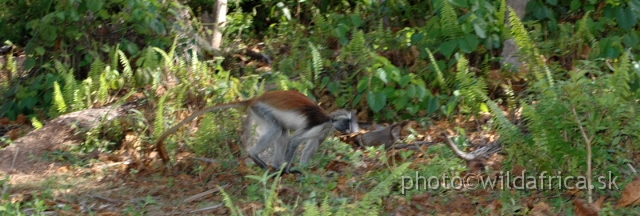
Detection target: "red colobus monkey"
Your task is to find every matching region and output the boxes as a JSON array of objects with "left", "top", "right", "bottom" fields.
[{"left": 155, "top": 90, "right": 352, "bottom": 173}]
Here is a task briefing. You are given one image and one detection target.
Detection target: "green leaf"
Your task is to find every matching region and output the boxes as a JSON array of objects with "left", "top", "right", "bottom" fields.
[
  {"left": 320, "top": 76, "right": 330, "bottom": 89},
  {"left": 439, "top": 40, "right": 457, "bottom": 58},
  {"left": 415, "top": 85, "right": 427, "bottom": 99},
  {"left": 406, "top": 105, "right": 420, "bottom": 114},
  {"left": 630, "top": 0, "right": 640, "bottom": 11},
  {"left": 375, "top": 68, "right": 388, "bottom": 84},
  {"left": 68, "top": 8, "right": 80, "bottom": 22},
  {"left": 398, "top": 75, "right": 411, "bottom": 88},
  {"left": 411, "top": 32, "right": 424, "bottom": 45},
  {"left": 24, "top": 58, "right": 36, "bottom": 70},
  {"left": 367, "top": 91, "right": 387, "bottom": 112},
  {"left": 407, "top": 84, "right": 416, "bottom": 97},
  {"left": 392, "top": 93, "right": 409, "bottom": 110},
  {"left": 479, "top": 103, "right": 489, "bottom": 112},
  {"left": 149, "top": 19, "right": 166, "bottom": 35},
  {"left": 426, "top": 95, "right": 439, "bottom": 113},
  {"left": 55, "top": 12, "right": 65, "bottom": 20},
  {"left": 88, "top": 0, "right": 104, "bottom": 12},
  {"left": 473, "top": 23, "right": 487, "bottom": 38},
  {"left": 327, "top": 81, "right": 339, "bottom": 95},
  {"left": 616, "top": 6, "right": 637, "bottom": 31},
  {"left": 351, "top": 93, "right": 363, "bottom": 107},
  {"left": 350, "top": 14, "right": 362, "bottom": 27},
  {"left": 458, "top": 34, "right": 479, "bottom": 53},
  {"left": 570, "top": 0, "right": 581, "bottom": 11},
  {"left": 332, "top": 24, "right": 348, "bottom": 40},
  {"left": 623, "top": 33, "right": 639, "bottom": 47},
  {"left": 23, "top": 97, "right": 38, "bottom": 109},
  {"left": 357, "top": 78, "right": 368, "bottom": 92},
  {"left": 35, "top": 47, "right": 45, "bottom": 56}
]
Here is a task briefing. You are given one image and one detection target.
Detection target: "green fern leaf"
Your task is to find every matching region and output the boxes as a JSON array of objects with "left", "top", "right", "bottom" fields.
[
  {"left": 117, "top": 49, "right": 133, "bottom": 79},
  {"left": 440, "top": 1, "right": 461, "bottom": 40},
  {"left": 31, "top": 117, "right": 43, "bottom": 130},
  {"left": 154, "top": 94, "right": 167, "bottom": 139},
  {"left": 425, "top": 48, "right": 448, "bottom": 89},
  {"left": 98, "top": 73, "right": 109, "bottom": 105},
  {"left": 309, "top": 42, "right": 323, "bottom": 81},
  {"left": 219, "top": 186, "right": 242, "bottom": 216},
  {"left": 612, "top": 51, "right": 631, "bottom": 98},
  {"left": 53, "top": 81, "right": 67, "bottom": 114}
]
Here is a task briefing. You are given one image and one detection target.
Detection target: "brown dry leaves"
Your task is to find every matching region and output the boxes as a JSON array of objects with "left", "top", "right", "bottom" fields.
[{"left": 617, "top": 176, "right": 640, "bottom": 208}]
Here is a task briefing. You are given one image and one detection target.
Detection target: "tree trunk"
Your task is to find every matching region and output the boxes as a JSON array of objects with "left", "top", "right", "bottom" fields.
[{"left": 211, "top": 0, "right": 228, "bottom": 51}]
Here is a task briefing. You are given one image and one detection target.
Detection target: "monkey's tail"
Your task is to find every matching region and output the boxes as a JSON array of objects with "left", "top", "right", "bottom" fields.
[{"left": 156, "top": 100, "right": 251, "bottom": 164}]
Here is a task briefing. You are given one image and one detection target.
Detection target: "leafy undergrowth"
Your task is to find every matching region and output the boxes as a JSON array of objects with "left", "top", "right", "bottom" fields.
[{"left": 2, "top": 112, "right": 639, "bottom": 215}]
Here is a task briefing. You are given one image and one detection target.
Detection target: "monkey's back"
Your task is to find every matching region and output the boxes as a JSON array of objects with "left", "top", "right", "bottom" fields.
[{"left": 252, "top": 90, "right": 330, "bottom": 127}]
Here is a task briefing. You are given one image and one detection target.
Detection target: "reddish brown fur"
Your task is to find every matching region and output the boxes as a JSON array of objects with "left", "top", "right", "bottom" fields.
[{"left": 253, "top": 90, "right": 330, "bottom": 127}]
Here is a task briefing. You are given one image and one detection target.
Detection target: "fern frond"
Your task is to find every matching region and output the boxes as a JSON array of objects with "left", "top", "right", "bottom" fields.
[
  {"left": 425, "top": 48, "right": 447, "bottom": 89},
  {"left": 154, "top": 94, "right": 167, "bottom": 139},
  {"left": 496, "top": 0, "right": 507, "bottom": 26},
  {"left": 309, "top": 42, "right": 323, "bottom": 81},
  {"left": 98, "top": 73, "right": 109, "bottom": 105},
  {"left": 611, "top": 51, "right": 631, "bottom": 98},
  {"left": 88, "top": 59, "right": 104, "bottom": 91},
  {"left": 72, "top": 89, "right": 85, "bottom": 110},
  {"left": 82, "top": 78, "right": 93, "bottom": 108},
  {"left": 117, "top": 49, "right": 133, "bottom": 79},
  {"left": 31, "top": 117, "right": 43, "bottom": 130},
  {"left": 52, "top": 81, "right": 67, "bottom": 114},
  {"left": 440, "top": 1, "right": 461, "bottom": 40},
  {"left": 263, "top": 174, "right": 282, "bottom": 216},
  {"left": 152, "top": 69, "right": 161, "bottom": 90},
  {"left": 508, "top": 7, "right": 554, "bottom": 87},
  {"left": 141, "top": 47, "right": 160, "bottom": 69},
  {"left": 338, "top": 30, "right": 366, "bottom": 63},
  {"left": 486, "top": 100, "right": 521, "bottom": 143},
  {"left": 320, "top": 196, "right": 331, "bottom": 215},
  {"left": 153, "top": 47, "right": 172, "bottom": 66},
  {"left": 577, "top": 11, "right": 596, "bottom": 45},
  {"left": 110, "top": 45, "right": 119, "bottom": 70},
  {"left": 312, "top": 11, "right": 327, "bottom": 31},
  {"left": 175, "top": 84, "right": 189, "bottom": 108},
  {"left": 219, "top": 186, "right": 242, "bottom": 216},
  {"left": 53, "top": 60, "right": 68, "bottom": 73},
  {"left": 304, "top": 201, "right": 321, "bottom": 216},
  {"left": 502, "top": 83, "right": 517, "bottom": 111},
  {"left": 456, "top": 56, "right": 489, "bottom": 113},
  {"left": 63, "top": 70, "right": 77, "bottom": 110},
  {"left": 335, "top": 199, "right": 349, "bottom": 216},
  {"left": 191, "top": 49, "right": 198, "bottom": 77},
  {"left": 356, "top": 163, "right": 410, "bottom": 214},
  {"left": 167, "top": 36, "right": 179, "bottom": 62}
]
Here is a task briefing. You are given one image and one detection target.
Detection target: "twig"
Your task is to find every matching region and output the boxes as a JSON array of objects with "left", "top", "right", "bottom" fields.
[
  {"left": 90, "top": 195, "right": 123, "bottom": 204},
  {"left": 10, "top": 147, "right": 19, "bottom": 170},
  {"left": 192, "top": 157, "right": 219, "bottom": 164},
  {"left": 441, "top": 133, "right": 476, "bottom": 161},
  {"left": 182, "top": 184, "right": 229, "bottom": 203},
  {"left": 188, "top": 203, "right": 223, "bottom": 214},
  {"left": 626, "top": 162, "right": 637, "bottom": 175},
  {"left": 571, "top": 106, "right": 593, "bottom": 204},
  {"left": 390, "top": 140, "right": 435, "bottom": 150}
]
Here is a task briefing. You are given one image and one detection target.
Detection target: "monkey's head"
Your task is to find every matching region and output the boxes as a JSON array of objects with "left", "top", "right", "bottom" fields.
[{"left": 329, "top": 109, "right": 353, "bottom": 134}]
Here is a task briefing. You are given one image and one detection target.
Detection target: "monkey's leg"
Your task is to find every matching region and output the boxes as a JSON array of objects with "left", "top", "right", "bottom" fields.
[
  {"left": 247, "top": 114, "right": 282, "bottom": 170},
  {"left": 271, "top": 129, "right": 289, "bottom": 170},
  {"left": 299, "top": 136, "right": 326, "bottom": 165},
  {"left": 283, "top": 125, "right": 331, "bottom": 172}
]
